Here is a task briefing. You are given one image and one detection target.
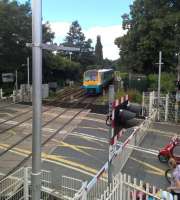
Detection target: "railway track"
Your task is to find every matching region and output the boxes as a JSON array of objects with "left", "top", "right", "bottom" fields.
[
  {"left": 0, "top": 93, "right": 98, "bottom": 181},
  {"left": 0, "top": 87, "right": 85, "bottom": 129}
]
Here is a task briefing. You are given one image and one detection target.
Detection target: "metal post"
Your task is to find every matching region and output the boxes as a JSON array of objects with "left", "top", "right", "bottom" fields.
[
  {"left": 27, "top": 57, "right": 30, "bottom": 87},
  {"left": 24, "top": 167, "right": 29, "bottom": 200},
  {"left": 0, "top": 88, "right": 3, "bottom": 99},
  {"left": 165, "top": 94, "right": 169, "bottom": 122},
  {"left": 31, "top": 0, "right": 42, "bottom": 200},
  {"left": 157, "top": 51, "right": 162, "bottom": 121},
  {"left": 108, "top": 84, "right": 114, "bottom": 185},
  {"left": 142, "top": 92, "right": 145, "bottom": 116},
  {"left": 15, "top": 70, "right": 18, "bottom": 93},
  {"left": 69, "top": 52, "right": 72, "bottom": 61},
  {"left": 177, "top": 53, "right": 180, "bottom": 81}
]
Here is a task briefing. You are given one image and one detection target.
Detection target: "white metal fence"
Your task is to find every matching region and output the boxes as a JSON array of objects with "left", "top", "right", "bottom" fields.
[
  {"left": 99, "top": 172, "right": 177, "bottom": 200},
  {"left": 0, "top": 167, "right": 84, "bottom": 200},
  {"left": 143, "top": 91, "right": 180, "bottom": 123}
]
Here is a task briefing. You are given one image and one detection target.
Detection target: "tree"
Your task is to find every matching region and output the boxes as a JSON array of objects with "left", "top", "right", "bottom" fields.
[
  {"left": 95, "top": 35, "right": 103, "bottom": 66},
  {"left": 0, "top": 0, "right": 54, "bottom": 85},
  {"left": 115, "top": 0, "right": 180, "bottom": 74},
  {"left": 63, "top": 20, "right": 95, "bottom": 68}
]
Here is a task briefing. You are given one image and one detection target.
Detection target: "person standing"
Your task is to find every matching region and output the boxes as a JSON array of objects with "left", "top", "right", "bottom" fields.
[{"left": 167, "top": 158, "right": 180, "bottom": 199}]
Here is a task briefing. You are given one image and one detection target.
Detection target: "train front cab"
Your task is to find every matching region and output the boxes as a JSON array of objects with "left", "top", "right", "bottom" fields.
[
  {"left": 83, "top": 70, "right": 102, "bottom": 94},
  {"left": 84, "top": 84, "right": 102, "bottom": 94}
]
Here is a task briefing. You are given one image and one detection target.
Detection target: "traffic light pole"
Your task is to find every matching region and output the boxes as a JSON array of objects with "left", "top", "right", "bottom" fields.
[
  {"left": 31, "top": 0, "right": 42, "bottom": 200},
  {"left": 108, "top": 85, "right": 114, "bottom": 185}
]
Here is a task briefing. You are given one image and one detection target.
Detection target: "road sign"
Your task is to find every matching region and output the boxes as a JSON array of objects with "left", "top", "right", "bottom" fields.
[
  {"left": 26, "top": 43, "right": 80, "bottom": 52},
  {"left": 2, "top": 73, "right": 14, "bottom": 82}
]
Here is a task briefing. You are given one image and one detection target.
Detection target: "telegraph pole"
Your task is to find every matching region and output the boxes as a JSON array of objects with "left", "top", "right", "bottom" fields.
[{"left": 31, "top": 0, "right": 42, "bottom": 199}]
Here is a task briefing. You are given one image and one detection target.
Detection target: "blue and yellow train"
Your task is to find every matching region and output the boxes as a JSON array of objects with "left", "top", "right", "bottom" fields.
[{"left": 83, "top": 69, "right": 114, "bottom": 94}]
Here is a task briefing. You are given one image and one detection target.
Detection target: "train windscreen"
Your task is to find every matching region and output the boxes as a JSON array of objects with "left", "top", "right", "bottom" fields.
[{"left": 84, "top": 71, "right": 97, "bottom": 81}]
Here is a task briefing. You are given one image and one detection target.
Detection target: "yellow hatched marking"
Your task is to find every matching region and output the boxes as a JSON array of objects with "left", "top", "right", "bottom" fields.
[
  {"left": 0, "top": 143, "right": 107, "bottom": 179},
  {"left": 53, "top": 139, "right": 104, "bottom": 152},
  {"left": 130, "top": 157, "right": 165, "bottom": 176}
]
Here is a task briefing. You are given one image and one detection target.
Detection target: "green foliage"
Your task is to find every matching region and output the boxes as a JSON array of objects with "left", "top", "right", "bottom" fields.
[
  {"left": 119, "top": 72, "right": 128, "bottom": 79},
  {"left": 147, "top": 72, "right": 176, "bottom": 93},
  {"left": 95, "top": 35, "right": 103, "bottom": 65},
  {"left": 115, "top": 0, "right": 180, "bottom": 74},
  {"left": 116, "top": 89, "right": 142, "bottom": 103},
  {"left": 43, "top": 53, "right": 82, "bottom": 83},
  {"left": 63, "top": 20, "right": 95, "bottom": 68},
  {"left": 127, "top": 89, "right": 142, "bottom": 104},
  {"left": 0, "top": 0, "right": 54, "bottom": 86}
]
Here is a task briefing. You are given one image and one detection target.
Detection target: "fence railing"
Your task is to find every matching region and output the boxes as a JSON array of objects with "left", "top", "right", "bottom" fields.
[
  {"left": 143, "top": 91, "right": 180, "bottom": 123},
  {"left": 98, "top": 172, "right": 176, "bottom": 200}
]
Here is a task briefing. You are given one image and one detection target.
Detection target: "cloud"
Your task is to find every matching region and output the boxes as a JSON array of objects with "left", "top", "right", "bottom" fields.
[{"left": 50, "top": 22, "right": 126, "bottom": 60}]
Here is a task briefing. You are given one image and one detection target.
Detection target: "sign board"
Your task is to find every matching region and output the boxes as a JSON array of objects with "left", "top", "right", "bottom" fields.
[
  {"left": 26, "top": 43, "right": 80, "bottom": 52},
  {"left": 2, "top": 73, "right": 14, "bottom": 83}
]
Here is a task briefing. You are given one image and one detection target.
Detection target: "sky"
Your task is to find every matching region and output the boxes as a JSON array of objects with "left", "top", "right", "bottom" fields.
[{"left": 19, "top": 0, "right": 134, "bottom": 60}]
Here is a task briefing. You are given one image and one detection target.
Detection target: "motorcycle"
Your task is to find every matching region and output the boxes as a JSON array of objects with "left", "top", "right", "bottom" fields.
[{"left": 158, "top": 135, "right": 180, "bottom": 164}]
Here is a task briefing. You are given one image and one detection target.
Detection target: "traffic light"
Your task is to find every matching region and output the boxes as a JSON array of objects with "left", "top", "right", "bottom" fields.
[
  {"left": 114, "top": 108, "right": 136, "bottom": 126},
  {"left": 126, "top": 102, "right": 147, "bottom": 117},
  {"left": 113, "top": 101, "right": 146, "bottom": 138}
]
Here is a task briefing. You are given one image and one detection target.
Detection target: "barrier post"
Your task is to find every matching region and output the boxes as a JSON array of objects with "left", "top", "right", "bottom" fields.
[{"left": 108, "top": 84, "right": 114, "bottom": 185}]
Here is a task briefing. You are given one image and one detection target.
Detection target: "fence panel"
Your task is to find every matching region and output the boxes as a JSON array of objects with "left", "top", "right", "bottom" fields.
[
  {"left": 99, "top": 171, "right": 176, "bottom": 200},
  {"left": 60, "top": 176, "right": 83, "bottom": 199},
  {"left": 0, "top": 168, "right": 24, "bottom": 200}
]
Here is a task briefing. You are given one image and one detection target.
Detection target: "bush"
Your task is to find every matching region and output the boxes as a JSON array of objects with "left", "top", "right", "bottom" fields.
[
  {"left": 147, "top": 73, "right": 176, "bottom": 93},
  {"left": 116, "top": 89, "right": 142, "bottom": 104}
]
